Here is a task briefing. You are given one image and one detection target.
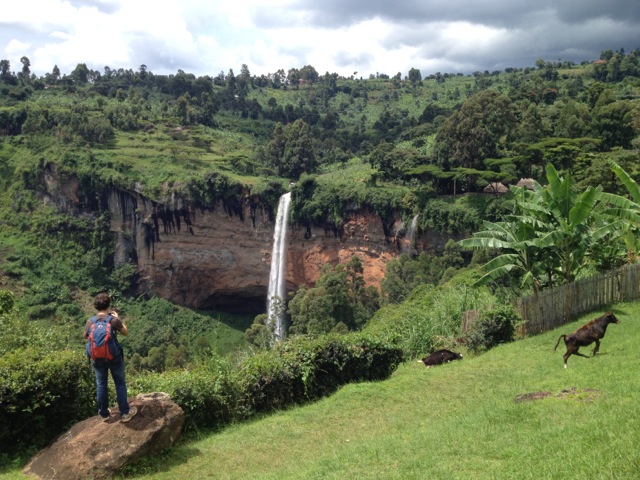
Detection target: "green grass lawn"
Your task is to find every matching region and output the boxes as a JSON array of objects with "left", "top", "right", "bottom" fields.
[{"left": 3, "top": 303, "right": 639, "bottom": 479}]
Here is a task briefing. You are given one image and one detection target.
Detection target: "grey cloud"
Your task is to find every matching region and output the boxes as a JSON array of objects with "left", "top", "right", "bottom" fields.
[
  {"left": 249, "top": 0, "right": 640, "bottom": 76},
  {"left": 4, "top": 0, "right": 640, "bottom": 79},
  {"left": 553, "top": 0, "right": 640, "bottom": 24},
  {"left": 283, "top": 0, "right": 640, "bottom": 29}
]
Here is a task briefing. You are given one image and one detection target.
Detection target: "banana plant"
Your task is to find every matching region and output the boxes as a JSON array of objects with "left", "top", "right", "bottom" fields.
[
  {"left": 460, "top": 164, "right": 622, "bottom": 298},
  {"left": 459, "top": 181, "right": 547, "bottom": 291},
  {"left": 534, "top": 163, "right": 602, "bottom": 286},
  {"left": 598, "top": 159, "right": 640, "bottom": 262}
]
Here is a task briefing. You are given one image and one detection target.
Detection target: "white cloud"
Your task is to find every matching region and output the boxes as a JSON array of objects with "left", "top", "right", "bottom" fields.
[{"left": 5, "top": 39, "right": 31, "bottom": 55}]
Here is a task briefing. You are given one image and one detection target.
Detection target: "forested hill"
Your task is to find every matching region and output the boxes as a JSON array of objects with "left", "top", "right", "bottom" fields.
[
  {"left": 0, "top": 48, "right": 639, "bottom": 322},
  {"left": 1, "top": 49, "right": 639, "bottom": 202}
]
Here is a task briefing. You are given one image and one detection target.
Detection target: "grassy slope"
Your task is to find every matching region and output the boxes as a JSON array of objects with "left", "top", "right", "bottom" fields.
[
  {"left": 149, "top": 303, "right": 637, "bottom": 480},
  {"left": 5, "top": 303, "right": 637, "bottom": 479}
]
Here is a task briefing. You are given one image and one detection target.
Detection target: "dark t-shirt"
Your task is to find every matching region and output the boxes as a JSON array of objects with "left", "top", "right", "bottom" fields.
[{"left": 83, "top": 313, "right": 124, "bottom": 343}]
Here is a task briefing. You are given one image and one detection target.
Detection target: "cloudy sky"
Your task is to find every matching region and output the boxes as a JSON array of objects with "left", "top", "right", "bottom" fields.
[{"left": 2, "top": 0, "right": 639, "bottom": 79}]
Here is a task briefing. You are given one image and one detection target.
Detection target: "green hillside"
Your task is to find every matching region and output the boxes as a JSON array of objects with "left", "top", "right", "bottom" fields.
[
  {"left": 128, "top": 303, "right": 640, "bottom": 479},
  {"left": 4, "top": 304, "right": 632, "bottom": 479}
]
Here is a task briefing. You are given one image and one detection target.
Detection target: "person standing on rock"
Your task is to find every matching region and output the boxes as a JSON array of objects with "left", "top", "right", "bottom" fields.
[{"left": 83, "top": 292, "right": 137, "bottom": 423}]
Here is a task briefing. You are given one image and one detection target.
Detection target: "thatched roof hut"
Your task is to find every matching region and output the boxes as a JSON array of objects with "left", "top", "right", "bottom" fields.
[
  {"left": 516, "top": 178, "right": 536, "bottom": 190},
  {"left": 483, "top": 182, "right": 508, "bottom": 194}
]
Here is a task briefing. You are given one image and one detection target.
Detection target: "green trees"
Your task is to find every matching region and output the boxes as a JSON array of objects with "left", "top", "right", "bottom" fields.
[
  {"left": 434, "top": 90, "right": 517, "bottom": 171},
  {"left": 70, "top": 63, "right": 90, "bottom": 84},
  {"left": 368, "top": 141, "right": 420, "bottom": 180},
  {"left": 381, "top": 244, "right": 465, "bottom": 304},
  {"left": 288, "top": 256, "right": 379, "bottom": 336},
  {"left": 299, "top": 65, "right": 319, "bottom": 84},
  {"left": 264, "top": 119, "right": 316, "bottom": 178},
  {"left": 408, "top": 67, "right": 422, "bottom": 85},
  {"left": 19, "top": 56, "right": 31, "bottom": 81},
  {"left": 0, "top": 59, "right": 10, "bottom": 79},
  {"left": 592, "top": 100, "right": 636, "bottom": 150}
]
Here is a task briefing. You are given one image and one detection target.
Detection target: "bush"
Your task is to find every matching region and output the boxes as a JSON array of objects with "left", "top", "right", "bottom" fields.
[
  {"left": 0, "top": 348, "right": 94, "bottom": 453},
  {"left": 465, "top": 304, "right": 520, "bottom": 352},
  {"left": 131, "top": 361, "right": 238, "bottom": 430},
  {"left": 0, "top": 290, "right": 14, "bottom": 314},
  {"left": 237, "top": 333, "right": 404, "bottom": 415},
  {"left": 129, "top": 333, "right": 403, "bottom": 431},
  {"left": 0, "top": 301, "right": 95, "bottom": 453}
]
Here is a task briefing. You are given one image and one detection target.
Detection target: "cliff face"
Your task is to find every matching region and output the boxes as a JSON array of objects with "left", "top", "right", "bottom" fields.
[
  {"left": 40, "top": 165, "right": 449, "bottom": 314},
  {"left": 108, "top": 189, "right": 406, "bottom": 313}
]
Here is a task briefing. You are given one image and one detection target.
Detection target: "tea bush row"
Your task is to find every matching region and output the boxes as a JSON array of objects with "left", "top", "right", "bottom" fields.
[
  {"left": 0, "top": 348, "right": 94, "bottom": 454},
  {"left": 131, "top": 332, "right": 404, "bottom": 431}
]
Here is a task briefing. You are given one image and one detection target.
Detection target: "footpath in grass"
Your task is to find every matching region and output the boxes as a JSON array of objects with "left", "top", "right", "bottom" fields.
[{"left": 3, "top": 304, "right": 639, "bottom": 480}]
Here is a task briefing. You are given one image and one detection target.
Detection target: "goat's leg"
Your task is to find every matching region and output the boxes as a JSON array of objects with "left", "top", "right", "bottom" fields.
[{"left": 563, "top": 346, "right": 588, "bottom": 368}]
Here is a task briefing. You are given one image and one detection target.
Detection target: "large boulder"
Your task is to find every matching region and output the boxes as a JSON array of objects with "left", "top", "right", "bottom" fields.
[{"left": 23, "top": 392, "right": 184, "bottom": 480}]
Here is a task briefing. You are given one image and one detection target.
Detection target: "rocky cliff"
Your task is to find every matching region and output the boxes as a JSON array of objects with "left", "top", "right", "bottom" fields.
[
  {"left": 40, "top": 164, "right": 452, "bottom": 314},
  {"left": 107, "top": 188, "right": 408, "bottom": 313}
]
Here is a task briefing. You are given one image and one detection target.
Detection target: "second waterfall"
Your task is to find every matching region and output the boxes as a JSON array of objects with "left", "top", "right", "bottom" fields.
[{"left": 267, "top": 192, "right": 292, "bottom": 342}]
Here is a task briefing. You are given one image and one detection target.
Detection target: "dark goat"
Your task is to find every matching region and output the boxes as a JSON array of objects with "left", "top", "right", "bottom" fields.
[
  {"left": 419, "top": 349, "right": 463, "bottom": 367},
  {"left": 554, "top": 311, "right": 619, "bottom": 368}
]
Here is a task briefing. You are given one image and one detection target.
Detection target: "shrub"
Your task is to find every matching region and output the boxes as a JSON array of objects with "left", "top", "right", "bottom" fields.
[
  {"left": 420, "top": 198, "right": 481, "bottom": 235},
  {"left": 465, "top": 304, "right": 520, "bottom": 352},
  {"left": 130, "top": 360, "right": 238, "bottom": 430},
  {"left": 0, "top": 290, "right": 15, "bottom": 314},
  {"left": 129, "top": 333, "right": 403, "bottom": 431},
  {"left": 0, "top": 348, "right": 94, "bottom": 453}
]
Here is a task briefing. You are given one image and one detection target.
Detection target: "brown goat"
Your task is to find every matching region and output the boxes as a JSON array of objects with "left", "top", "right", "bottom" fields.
[{"left": 554, "top": 311, "right": 619, "bottom": 368}]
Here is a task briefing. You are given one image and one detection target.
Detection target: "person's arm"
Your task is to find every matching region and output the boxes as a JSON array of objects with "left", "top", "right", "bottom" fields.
[
  {"left": 111, "top": 311, "right": 128, "bottom": 336},
  {"left": 82, "top": 320, "right": 91, "bottom": 339}
]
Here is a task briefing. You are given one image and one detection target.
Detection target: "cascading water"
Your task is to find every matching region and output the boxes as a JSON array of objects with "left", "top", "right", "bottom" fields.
[
  {"left": 405, "top": 214, "right": 419, "bottom": 254},
  {"left": 267, "top": 192, "right": 292, "bottom": 342}
]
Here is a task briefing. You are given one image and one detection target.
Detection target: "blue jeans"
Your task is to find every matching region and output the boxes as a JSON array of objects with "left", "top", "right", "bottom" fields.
[{"left": 93, "top": 355, "right": 130, "bottom": 417}]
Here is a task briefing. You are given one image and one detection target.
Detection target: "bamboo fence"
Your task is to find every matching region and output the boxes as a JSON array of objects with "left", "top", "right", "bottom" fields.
[{"left": 515, "top": 263, "right": 640, "bottom": 335}]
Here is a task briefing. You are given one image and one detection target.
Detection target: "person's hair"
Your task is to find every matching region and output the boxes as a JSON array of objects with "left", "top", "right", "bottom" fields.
[{"left": 94, "top": 292, "right": 111, "bottom": 311}]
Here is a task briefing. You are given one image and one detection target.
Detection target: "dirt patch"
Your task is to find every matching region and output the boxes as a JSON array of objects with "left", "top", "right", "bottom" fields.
[{"left": 515, "top": 387, "right": 601, "bottom": 403}]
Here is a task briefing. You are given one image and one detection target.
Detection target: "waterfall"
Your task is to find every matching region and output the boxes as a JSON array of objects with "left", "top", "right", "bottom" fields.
[
  {"left": 406, "top": 214, "right": 419, "bottom": 254},
  {"left": 267, "top": 192, "right": 292, "bottom": 342}
]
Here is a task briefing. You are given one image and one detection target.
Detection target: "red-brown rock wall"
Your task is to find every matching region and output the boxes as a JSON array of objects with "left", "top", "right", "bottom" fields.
[
  {"left": 107, "top": 191, "right": 406, "bottom": 312},
  {"left": 37, "top": 167, "right": 455, "bottom": 313}
]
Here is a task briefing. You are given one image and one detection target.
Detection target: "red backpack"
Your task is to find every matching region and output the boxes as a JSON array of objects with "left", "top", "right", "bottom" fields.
[{"left": 86, "top": 315, "right": 117, "bottom": 361}]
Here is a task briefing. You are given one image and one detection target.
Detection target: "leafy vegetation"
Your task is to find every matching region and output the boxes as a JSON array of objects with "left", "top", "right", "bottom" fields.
[
  {"left": 0, "top": 48, "right": 639, "bottom": 461},
  {"left": 365, "top": 271, "right": 499, "bottom": 359},
  {"left": 465, "top": 304, "right": 520, "bottom": 352},
  {"left": 0, "top": 304, "right": 94, "bottom": 454},
  {"left": 287, "top": 256, "right": 380, "bottom": 335},
  {"left": 460, "top": 161, "right": 640, "bottom": 296}
]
